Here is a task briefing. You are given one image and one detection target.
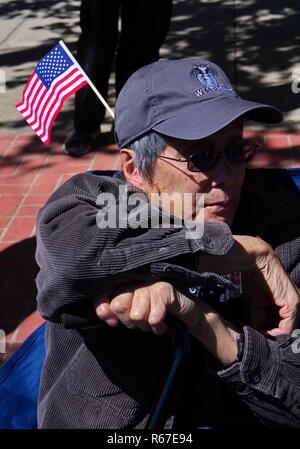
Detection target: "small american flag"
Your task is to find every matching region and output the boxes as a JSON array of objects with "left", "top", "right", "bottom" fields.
[{"left": 16, "top": 41, "right": 88, "bottom": 144}]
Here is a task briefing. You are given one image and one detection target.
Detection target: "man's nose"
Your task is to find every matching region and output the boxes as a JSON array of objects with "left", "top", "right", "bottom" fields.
[{"left": 210, "top": 152, "right": 235, "bottom": 186}]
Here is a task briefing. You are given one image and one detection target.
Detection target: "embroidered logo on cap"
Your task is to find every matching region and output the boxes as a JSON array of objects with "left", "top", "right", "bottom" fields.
[{"left": 190, "top": 64, "right": 236, "bottom": 97}]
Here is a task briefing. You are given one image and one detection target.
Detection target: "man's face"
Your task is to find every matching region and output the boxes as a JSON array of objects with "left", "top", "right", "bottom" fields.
[{"left": 144, "top": 120, "right": 246, "bottom": 226}]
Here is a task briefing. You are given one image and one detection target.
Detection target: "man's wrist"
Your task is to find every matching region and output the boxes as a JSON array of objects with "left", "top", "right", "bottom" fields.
[
  {"left": 189, "top": 301, "right": 241, "bottom": 366},
  {"left": 196, "top": 235, "right": 272, "bottom": 275},
  {"left": 196, "top": 236, "right": 253, "bottom": 274}
]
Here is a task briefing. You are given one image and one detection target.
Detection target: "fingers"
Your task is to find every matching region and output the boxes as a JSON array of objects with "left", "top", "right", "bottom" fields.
[
  {"left": 94, "top": 283, "right": 153, "bottom": 330},
  {"left": 93, "top": 286, "right": 154, "bottom": 331},
  {"left": 110, "top": 291, "right": 136, "bottom": 329},
  {"left": 242, "top": 261, "right": 300, "bottom": 336},
  {"left": 129, "top": 289, "right": 152, "bottom": 332},
  {"left": 93, "top": 296, "right": 119, "bottom": 327},
  {"left": 94, "top": 281, "right": 198, "bottom": 335},
  {"left": 148, "top": 294, "right": 168, "bottom": 335},
  {"left": 110, "top": 282, "right": 174, "bottom": 334},
  {"left": 265, "top": 320, "right": 295, "bottom": 337},
  {"left": 265, "top": 303, "right": 299, "bottom": 336}
]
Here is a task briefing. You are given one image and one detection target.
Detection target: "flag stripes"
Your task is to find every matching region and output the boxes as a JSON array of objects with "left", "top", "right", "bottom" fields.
[
  {"left": 16, "top": 66, "right": 87, "bottom": 144},
  {"left": 16, "top": 42, "right": 88, "bottom": 144}
]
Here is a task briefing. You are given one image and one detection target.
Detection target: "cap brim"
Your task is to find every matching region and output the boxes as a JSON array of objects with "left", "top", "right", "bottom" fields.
[{"left": 152, "top": 96, "right": 283, "bottom": 140}]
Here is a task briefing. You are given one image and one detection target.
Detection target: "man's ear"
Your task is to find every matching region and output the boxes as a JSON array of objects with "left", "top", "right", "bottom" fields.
[{"left": 120, "top": 149, "right": 144, "bottom": 190}]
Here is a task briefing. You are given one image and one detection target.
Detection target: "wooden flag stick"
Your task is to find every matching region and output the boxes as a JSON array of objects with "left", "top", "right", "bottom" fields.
[{"left": 59, "top": 40, "right": 115, "bottom": 120}]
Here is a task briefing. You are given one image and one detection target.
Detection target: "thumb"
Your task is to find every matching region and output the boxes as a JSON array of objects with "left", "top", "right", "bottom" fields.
[{"left": 264, "top": 317, "right": 295, "bottom": 337}]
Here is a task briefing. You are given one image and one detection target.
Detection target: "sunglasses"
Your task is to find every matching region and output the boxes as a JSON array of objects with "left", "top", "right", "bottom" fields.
[{"left": 158, "top": 140, "right": 260, "bottom": 172}]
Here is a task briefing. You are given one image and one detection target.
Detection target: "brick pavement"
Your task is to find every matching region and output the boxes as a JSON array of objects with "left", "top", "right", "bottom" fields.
[
  {"left": 0, "top": 135, "right": 120, "bottom": 362},
  {"left": 0, "top": 130, "right": 299, "bottom": 362}
]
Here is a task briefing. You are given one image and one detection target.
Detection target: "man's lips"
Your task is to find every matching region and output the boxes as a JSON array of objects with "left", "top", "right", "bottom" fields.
[{"left": 204, "top": 201, "right": 230, "bottom": 211}]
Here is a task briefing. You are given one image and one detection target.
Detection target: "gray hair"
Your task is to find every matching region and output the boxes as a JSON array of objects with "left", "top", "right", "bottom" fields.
[{"left": 128, "top": 131, "right": 166, "bottom": 180}]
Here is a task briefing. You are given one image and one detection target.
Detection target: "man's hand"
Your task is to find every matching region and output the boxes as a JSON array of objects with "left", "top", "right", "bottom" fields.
[
  {"left": 92, "top": 235, "right": 299, "bottom": 365},
  {"left": 93, "top": 281, "right": 201, "bottom": 335},
  {"left": 241, "top": 252, "right": 300, "bottom": 336},
  {"left": 93, "top": 281, "right": 240, "bottom": 366},
  {"left": 197, "top": 235, "right": 300, "bottom": 335}
]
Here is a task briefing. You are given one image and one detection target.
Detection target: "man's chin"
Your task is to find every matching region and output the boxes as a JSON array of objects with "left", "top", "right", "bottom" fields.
[
  {"left": 190, "top": 206, "right": 235, "bottom": 226},
  {"left": 203, "top": 210, "right": 233, "bottom": 226}
]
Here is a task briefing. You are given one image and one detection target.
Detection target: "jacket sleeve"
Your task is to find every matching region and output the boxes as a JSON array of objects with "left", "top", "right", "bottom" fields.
[
  {"left": 35, "top": 173, "right": 234, "bottom": 322},
  {"left": 275, "top": 235, "right": 300, "bottom": 289},
  {"left": 217, "top": 326, "right": 300, "bottom": 428}
]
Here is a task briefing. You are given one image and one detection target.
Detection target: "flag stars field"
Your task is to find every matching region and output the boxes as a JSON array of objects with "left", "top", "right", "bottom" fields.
[{"left": 35, "top": 47, "right": 73, "bottom": 89}]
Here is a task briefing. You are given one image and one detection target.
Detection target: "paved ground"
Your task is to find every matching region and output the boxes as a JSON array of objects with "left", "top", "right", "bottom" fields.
[
  {"left": 1, "top": 0, "right": 300, "bottom": 135},
  {"left": 0, "top": 135, "right": 121, "bottom": 361},
  {"left": 0, "top": 0, "right": 300, "bottom": 361}
]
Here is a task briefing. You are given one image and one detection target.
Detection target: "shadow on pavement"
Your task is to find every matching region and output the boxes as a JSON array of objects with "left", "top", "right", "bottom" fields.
[
  {"left": 0, "top": 132, "right": 119, "bottom": 175},
  {"left": 1, "top": 0, "right": 300, "bottom": 134}
]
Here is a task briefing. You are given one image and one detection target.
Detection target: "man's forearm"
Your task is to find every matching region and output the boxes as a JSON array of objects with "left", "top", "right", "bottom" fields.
[
  {"left": 196, "top": 235, "right": 270, "bottom": 275},
  {"left": 187, "top": 297, "right": 241, "bottom": 366}
]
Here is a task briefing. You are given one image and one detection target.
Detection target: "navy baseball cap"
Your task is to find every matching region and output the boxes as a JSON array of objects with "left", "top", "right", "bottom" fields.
[{"left": 114, "top": 58, "right": 282, "bottom": 148}]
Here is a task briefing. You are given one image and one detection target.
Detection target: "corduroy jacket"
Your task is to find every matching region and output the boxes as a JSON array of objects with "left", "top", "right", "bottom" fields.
[{"left": 36, "top": 168, "right": 300, "bottom": 429}]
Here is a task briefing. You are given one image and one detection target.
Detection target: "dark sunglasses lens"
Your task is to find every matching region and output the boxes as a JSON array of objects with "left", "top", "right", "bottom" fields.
[
  {"left": 188, "top": 151, "right": 218, "bottom": 172},
  {"left": 229, "top": 142, "right": 257, "bottom": 164},
  {"left": 187, "top": 142, "right": 258, "bottom": 172}
]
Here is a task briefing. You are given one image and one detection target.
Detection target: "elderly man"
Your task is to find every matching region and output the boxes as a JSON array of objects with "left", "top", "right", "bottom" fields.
[{"left": 36, "top": 59, "right": 300, "bottom": 429}]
